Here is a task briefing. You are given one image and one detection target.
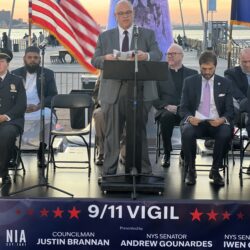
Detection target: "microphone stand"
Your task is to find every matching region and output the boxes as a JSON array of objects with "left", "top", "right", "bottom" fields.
[
  {"left": 131, "top": 27, "right": 139, "bottom": 198},
  {"left": 9, "top": 45, "right": 73, "bottom": 197}
]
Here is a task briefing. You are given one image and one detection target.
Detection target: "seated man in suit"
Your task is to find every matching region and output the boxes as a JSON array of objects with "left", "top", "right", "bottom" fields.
[
  {"left": 12, "top": 46, "right": 58, "bottom": 167},
  {"left": 0, "top": 48, "right": 26, "bottom": 184},
  {"left": 154, "top": 43, "right": 198, "bottom": 168},
  {"left": 180, "top": 51, "right": 234, "bottom": 186},
  {"left": 225, "top": 47, "right": 250, "bottom": 173},
  {"left": 224, "top": 47, "right": 250, "bottom": 122}
]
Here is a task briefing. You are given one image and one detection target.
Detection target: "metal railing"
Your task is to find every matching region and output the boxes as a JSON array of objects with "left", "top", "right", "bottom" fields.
[
  {"left": 54, "top": 72, "right": 97, "bottom": 94},
  {"left": 186, "top": 38, "right": 250, "bottom": 67}
]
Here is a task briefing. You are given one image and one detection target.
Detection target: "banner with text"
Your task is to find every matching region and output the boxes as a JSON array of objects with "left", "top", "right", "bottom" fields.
[{"left": 0, "top": 199, "right": 250, "bottom": 249}]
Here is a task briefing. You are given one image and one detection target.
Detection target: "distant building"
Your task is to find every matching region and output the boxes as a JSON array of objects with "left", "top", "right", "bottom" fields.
[{"left": 0, "top": 10, "right": 11, "bottom": 25}]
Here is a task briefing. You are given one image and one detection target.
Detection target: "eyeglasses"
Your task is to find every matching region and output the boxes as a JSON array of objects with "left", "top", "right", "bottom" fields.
[
  {"left": 116, "top": 10, "right": 133, "bottom": 17},
  {"left": 167, "top": 52, "right": 182, "bottom": 57}
]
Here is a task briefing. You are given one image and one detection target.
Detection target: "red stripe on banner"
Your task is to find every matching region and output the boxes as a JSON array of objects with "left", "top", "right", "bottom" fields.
[{"left": 31, "top": 0, "right": 99, "bottom": 74}]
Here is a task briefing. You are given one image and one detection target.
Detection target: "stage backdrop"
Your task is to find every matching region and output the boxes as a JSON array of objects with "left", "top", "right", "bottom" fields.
[
  {"left": 107, "top": 0, "right": 173, "bottom": 57},
  {"left": 1, "top": 199, "right": 250, "bottom": 249}
]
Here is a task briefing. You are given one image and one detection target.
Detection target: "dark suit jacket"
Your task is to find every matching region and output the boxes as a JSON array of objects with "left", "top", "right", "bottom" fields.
[
  {"left": 0, "top": 72, "right": 26, "bottom": 131},
  {"left": 180, "top": 74, "right": 234, "bottom": 126},
  {"left": 153, "top": 66, "right": 198, "bottom": 120},
  {"left": 224, "top": 66, "right": 248, "bottom": 102},
  {"left": 12, "top": 66, "right": 58, "bottom": 108}
]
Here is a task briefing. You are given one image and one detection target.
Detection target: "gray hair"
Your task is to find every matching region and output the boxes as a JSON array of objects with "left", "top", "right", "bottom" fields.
[
  {"left": 240, "top": 47, "right": 250, "bottom": 58},
  {"left": 168, "top": 43, "right": 184, "bottom": 54},
  {"left": 115, "top": 0, "right": 133, "bottom": 13}
]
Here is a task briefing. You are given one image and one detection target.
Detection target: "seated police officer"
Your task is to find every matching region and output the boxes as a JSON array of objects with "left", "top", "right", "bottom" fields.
[{"left": 0, "top": 48, "right": 26, "bottom": 184}]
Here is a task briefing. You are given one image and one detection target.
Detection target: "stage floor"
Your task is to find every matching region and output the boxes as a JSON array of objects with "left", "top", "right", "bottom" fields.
[{"left": 2, "top": 145, "right": 250, "bottom": 201}]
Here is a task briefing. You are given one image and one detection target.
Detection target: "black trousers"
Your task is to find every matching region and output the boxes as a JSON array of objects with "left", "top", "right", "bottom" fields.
[
  {"left": 158, "top": 110, "right": 181, "bottom": 153},
  {"left": 181, "top": 122, "right": 232, "bottom": 169},
  {"left": 0, "top": 123, "right": 19, "bottom": 177}
]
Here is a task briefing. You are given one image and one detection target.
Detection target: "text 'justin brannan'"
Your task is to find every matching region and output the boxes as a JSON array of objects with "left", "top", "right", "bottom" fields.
[
  {"left": 88, "top": 205, "right": 179, "bottom": 220},
  {"left": 36, "top": 238, "right": 110, "bottom": 246}
]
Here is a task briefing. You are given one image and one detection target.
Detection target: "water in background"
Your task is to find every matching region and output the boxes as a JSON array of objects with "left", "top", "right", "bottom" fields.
[
  {"left": 173, "top": 28, "right": 250, "bottom": 40},
  {"left": 1, "top": 27, "right": 250, "bottom": 41}
]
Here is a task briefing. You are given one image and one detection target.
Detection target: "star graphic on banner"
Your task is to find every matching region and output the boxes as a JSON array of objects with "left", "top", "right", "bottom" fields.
[
  {"left": 16, "top": 209, "right": 21, "bottom": 215},
  {"left": 27, "top": 209, "right": 34, "bottom": 216},
  {"left": 190, "top": 208, "right": 203, "bottom": 221},
  {"left": 222, "top": 211, "right": 231, "bottom": 220},
  {"left": 40, "top": 208, "right": 49, "bottom": 217},
  {"left": 237, "top": 211, "right": 244, "bottom": 220},
  {"left": 53, "top": 207, "right": 64, "bottom": 218},
  {"left": 206, "top": 209, "right": 218, "bottom": 221},
  {"left": 68, "top": 206, "right": 81, "bottom": 219}
]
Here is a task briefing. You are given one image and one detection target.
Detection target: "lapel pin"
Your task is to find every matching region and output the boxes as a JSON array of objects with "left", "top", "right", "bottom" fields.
[{"left": 218, "top": 82, "right": 221, "bottom": 86}]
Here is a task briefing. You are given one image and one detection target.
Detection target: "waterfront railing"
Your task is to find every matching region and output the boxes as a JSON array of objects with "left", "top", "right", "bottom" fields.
[{"left": 186, "top": 38, "right": 250, "bottom": 67}]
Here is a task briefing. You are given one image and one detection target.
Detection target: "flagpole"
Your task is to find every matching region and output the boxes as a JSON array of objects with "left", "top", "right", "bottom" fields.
[
  {"left": 178, "top": 0, "right": 186, "bottom": 38},
  {"left": 199, "top": 0, "right": 206, "bottom": 51},
  {"left": 8, "top": 0, "right": 16, "bottom": 42},
  {"left": 29, "top": 0, "right": 32, "bottom": 46}
]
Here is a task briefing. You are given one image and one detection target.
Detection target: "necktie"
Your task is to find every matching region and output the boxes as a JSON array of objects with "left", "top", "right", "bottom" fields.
[
  {"left": 122, "top": 30, "right": 129, "bottom": 52},
  {"left": 200, "top": 81, "right": 211, "bottom": 118}
]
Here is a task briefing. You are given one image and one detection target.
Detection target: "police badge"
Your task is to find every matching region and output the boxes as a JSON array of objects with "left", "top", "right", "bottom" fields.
[{"left": 10, "top": 84, "right": 17, "bottom": 93}]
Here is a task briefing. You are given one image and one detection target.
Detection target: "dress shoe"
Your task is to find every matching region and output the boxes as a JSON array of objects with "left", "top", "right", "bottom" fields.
[
  {"left": 8, "top": 145, "right": 19, "bottom": 168},
  {"left": 2, "top": 175, "right": 12, "bottom": 184},
  {"left": 161, "top": 153, "right": 170, "bottom": 168},
  {"left": 209, "top": 169, "right": 225, "bottom": 186},
  {"left": 246, "top": 166, "right": 250, "bottom": 175},
  {"left": 204, "top": 139, "right": 215, "bottom": 150},
  {"left": 179, "top": 153, "right": 184, "bottom": 166},
  {"left": 185, "top": 169, "right": 196, "bottom": 185},
  {"left": 95, "top": 154, "right": 104, "bottom": 166}
]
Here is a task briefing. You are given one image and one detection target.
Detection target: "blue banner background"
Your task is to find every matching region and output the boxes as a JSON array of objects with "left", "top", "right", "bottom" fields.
[
  {"left": 0, "top": 199, "right": 250, "bottom": 249},
  {"left": 231, "top": 0, "right": 250, "bottom": 26}
]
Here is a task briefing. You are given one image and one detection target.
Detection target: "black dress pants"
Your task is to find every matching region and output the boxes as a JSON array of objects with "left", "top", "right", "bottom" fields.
[
  {"left": 0, "top": 123, "right": 19, "bottom": 177},
  {"left": 159, "top": 110, "right": 181, "bottom": 153},
  {"left": 181, "top": 122, "right": 232, "bottom": 169}
]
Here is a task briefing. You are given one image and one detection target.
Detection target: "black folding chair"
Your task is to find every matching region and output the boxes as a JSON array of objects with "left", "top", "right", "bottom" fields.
[
  {"left": 238, "top": 111, "right": 250, "bottom": 185},
  {"left": 8, "top": 133, "right": 25, "bottom": 182},
  {"left": 48, "top": 94, "right": 93, "bottom": 179}
]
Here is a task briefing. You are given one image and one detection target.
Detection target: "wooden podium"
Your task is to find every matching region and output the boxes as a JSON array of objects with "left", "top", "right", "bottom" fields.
[{"left": 100, "top": 60, "right": 169, "bottom": 199}]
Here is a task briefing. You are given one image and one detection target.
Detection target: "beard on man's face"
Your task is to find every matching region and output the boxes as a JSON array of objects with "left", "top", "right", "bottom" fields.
[{"left": 24, "top": 62, "right": 40, "bottom": 73}]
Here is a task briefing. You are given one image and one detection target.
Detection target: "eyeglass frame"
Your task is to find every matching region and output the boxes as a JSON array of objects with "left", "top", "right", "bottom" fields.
[
  {"left": 116, "top": 10, "right": 133, "bottom": 17},
  {"left": 167, "top": 52, "right": 183, "bottom": 57}
]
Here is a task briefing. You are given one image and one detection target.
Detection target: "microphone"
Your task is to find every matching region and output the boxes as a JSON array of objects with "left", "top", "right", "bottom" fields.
[
  {"left": 39, "top": 39, "right": 48, "bottom": 49},
  {"left": 133, "top": 25, "right": 139, "bottom": 37}
]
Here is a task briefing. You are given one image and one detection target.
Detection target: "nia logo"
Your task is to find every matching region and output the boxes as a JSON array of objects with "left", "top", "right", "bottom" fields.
[{"left": 6, "top": 229, "right": 26, "bottom": 247}]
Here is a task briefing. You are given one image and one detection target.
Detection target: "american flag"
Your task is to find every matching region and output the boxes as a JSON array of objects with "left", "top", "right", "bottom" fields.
[{"left": 30, "top": 0, "right": 100, "bottom": 74}]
